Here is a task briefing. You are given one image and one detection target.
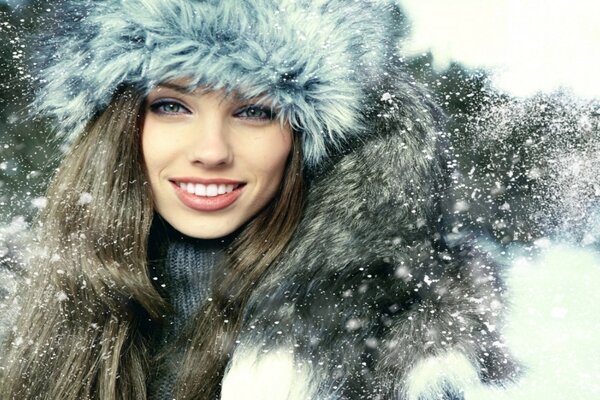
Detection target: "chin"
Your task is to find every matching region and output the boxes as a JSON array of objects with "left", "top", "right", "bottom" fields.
[{"left": 170, "top": 219, "right": 241, "bottom": 240}]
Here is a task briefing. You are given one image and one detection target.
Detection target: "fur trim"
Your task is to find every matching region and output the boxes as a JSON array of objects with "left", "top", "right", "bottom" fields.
[
  {"left": 2, "top": 73, "right": 520, "bottom": 397},
  {"left": 224, "top": 74, "right": 520, "bottom": 398},
  {"left": 403, "top": 350, "right": 479, "bottom": 400},
  {"left": 222, "top": 345, "right": 320, "bottom": 400},
  {"left": 33, "top": 0, "right": 404, "bottom": 169}
]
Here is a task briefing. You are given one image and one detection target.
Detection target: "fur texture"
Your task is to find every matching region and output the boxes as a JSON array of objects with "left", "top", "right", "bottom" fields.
[
  {"left": 10, "top": 0, "right": 521, "bottom": 398},
  {"left": 221, "top": 72, "right": 521, "bottom": 398},
  {"left": 34, "top": 0, "right": 404, "bottom": 169},
  {"left": 2, "top": 76, "right": 521, "bottom": 399}
]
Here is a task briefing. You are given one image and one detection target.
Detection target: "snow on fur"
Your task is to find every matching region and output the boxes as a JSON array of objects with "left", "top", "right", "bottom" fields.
[{"left": 33, "top": 0, "right": 403, "bottom": 169}]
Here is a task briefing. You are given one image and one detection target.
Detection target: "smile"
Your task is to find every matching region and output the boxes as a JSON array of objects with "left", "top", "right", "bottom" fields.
[
  {"left": 176, "top": 182, "right": 241, "bottom": 197},
  {"left": 170, "top": 180, "right": 246, "bottom": 212}
]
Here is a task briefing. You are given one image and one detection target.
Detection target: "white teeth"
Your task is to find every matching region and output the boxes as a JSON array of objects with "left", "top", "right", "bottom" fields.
[
  {"left": 178, "top": 181, "right": 240, "bottom": 196},
  {"left": 194, "top": 184, "right": 207, "bottom": 196},
  {"left": 206, "top": 184, "right": 218, "bottom": 197}
]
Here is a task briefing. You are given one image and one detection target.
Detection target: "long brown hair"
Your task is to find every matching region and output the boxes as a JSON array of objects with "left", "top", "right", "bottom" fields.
[{"left": 0, "top": 87, "right": 305, "bottom": 399}]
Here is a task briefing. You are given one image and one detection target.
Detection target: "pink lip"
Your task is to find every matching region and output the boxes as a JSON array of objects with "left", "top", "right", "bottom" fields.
[
  {"left": 171, "top": 177, "right": 244, "bottom": 185},
  {"left": 171, "top": 181, "right": 245, "bottom": 212}
]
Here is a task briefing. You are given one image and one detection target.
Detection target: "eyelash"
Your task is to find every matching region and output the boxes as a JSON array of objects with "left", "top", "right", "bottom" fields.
[
  {"left": 149, "top": 100, "right": 191, "bottom": 115},
  {"left": 149, "top": 99, "right": 277, "bottom": 121},
  {"left": 235, "top": 105, "right": 276, "bottom": 121}
]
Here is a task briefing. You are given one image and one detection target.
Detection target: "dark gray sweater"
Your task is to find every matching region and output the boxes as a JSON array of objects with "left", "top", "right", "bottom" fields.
[{"left": 147, "top": 228, "right": 232, "bottom": 400}]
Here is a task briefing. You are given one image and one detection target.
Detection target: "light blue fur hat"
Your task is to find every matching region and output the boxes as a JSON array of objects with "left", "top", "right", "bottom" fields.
[{"left": 34, "top": 0, "right": 404, "bottom": 168}]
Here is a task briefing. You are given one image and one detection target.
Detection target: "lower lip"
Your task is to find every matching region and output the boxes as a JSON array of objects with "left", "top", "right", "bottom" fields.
[{"left": 171, "top": 182, "right": 245, "bottom": 212}]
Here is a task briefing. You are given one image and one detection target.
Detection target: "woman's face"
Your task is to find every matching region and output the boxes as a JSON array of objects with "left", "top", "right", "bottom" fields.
[{"left": 141, "top": 84, "right": 292, "bottom": 239}]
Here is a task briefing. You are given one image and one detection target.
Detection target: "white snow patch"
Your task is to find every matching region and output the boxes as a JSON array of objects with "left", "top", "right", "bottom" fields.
[
  {"left": 399, "top": 0, "right": 600, "bottom": 98},
  {"left": 533, "top": 237, "right": 552, "bottom": 249},
  {"left": 464, "top": 245, "right": 600, "bottom": 399},
  {"left": 56, "top": 291, "right": 68, "bottom": 302},
  {"left": 381, "top": 92, "right": 393, "bottom": 102},
  {"left": 77, "top": 192, "right": 93, "bottom": 205},
  {"left": 30, "top": 197, "right": 47, "bottom": 209}
]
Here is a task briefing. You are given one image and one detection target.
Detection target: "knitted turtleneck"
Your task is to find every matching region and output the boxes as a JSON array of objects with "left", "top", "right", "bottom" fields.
[{"left": 147, "top": 222, "right": 235, "bottom": 400}]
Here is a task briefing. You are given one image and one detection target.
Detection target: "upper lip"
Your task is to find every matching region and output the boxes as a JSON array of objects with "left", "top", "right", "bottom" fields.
[{"left": 170, "top": 177, "right": 245, "bottom": 185}]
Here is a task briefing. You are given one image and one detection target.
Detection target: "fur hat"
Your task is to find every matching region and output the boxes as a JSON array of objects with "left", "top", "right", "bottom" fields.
[{"left": 33, "top": 0, "right": 405, "bottom": 169}]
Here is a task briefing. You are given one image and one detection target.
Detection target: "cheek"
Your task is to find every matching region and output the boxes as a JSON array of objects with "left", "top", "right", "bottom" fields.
[
  {"left": 141, "top": 121, "right": 174, "bottom": 179},
  {"left": 251, "top": 132, "right": 292, "bottom": 185}
]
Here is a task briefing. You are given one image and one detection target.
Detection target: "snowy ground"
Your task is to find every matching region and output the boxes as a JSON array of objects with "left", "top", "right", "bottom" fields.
[{"left": 466, "top": 245, "right": 600, "bottom": 399}]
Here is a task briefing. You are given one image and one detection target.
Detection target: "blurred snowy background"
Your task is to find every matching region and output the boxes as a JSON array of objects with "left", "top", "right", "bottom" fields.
[
  {"left": 399, "top": 1, "right": 600, "bottom": 398},
  {"left": 1, "top": 0, "right": 599, "bottom": 398}
]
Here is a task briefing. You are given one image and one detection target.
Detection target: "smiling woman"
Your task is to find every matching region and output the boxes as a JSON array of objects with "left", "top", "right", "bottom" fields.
[
  {"left": 142, "top": 86, "right": 293, "bottom": 238},
  {"left": 0, "top": 1, "right": 520, "bottom": 400}
]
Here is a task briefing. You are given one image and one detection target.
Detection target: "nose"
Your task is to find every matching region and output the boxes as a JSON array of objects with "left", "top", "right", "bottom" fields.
[{"left": 188, "top": 116, "right": 233, "bottom": 167}]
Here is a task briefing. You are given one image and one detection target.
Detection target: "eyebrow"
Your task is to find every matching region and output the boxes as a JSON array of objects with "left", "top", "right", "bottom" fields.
[{"left": 157, "top": 82, "right": 193, "bottom": 93}]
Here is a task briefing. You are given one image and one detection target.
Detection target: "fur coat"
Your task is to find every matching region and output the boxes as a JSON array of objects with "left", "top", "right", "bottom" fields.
[
  {"left": 1, "top": 1, "right": 520, "bottom": 398},
  {"left": 0, "top": 76, "right": 519, "bottom": 397},
  {"left": 216, "top": 73, "right": 520, "bottom": 399}
]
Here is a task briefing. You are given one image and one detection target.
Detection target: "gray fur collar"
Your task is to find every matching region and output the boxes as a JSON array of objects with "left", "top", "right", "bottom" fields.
[{"left": 221, "top": 75, "right": 520, "bottom": 399}]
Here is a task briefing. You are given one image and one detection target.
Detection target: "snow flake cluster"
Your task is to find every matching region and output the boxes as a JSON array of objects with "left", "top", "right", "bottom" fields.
[{"left": 453, "top": 91, "right": 600, "bottom": 246}]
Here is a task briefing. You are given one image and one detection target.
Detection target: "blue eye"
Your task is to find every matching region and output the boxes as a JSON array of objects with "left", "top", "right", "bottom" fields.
[
  {"left": 149, "top": 99, "right": 191, "bottom": 115},
  {"left": 235, "top": 105, "right": 276, "bottom": 121}
]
